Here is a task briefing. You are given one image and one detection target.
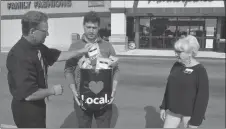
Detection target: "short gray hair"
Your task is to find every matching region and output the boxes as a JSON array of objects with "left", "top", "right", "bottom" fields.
[
  {"left": 21, "top": 11, "right": 48, "bottom": 36},
  {"left": 174, "top": 35, "right": 200, "bottom": 57}
]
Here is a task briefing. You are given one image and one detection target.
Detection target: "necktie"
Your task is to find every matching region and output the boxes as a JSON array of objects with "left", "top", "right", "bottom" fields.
[{"left": 37, "top": 50, "right": 48, "bottom": 88}]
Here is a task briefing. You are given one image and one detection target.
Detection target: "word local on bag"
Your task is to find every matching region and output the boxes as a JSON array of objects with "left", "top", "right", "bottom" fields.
[{"left": 80, "top": 94, "right": 109, "bottom": 105}]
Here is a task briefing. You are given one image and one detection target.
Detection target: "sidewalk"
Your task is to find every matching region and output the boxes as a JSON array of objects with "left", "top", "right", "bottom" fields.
[
  {"left": 113, "top": 46, "right": 225, "bottom": 59},
  {"left": 1, "top": 47, "right": 225, "bottom": 59}
]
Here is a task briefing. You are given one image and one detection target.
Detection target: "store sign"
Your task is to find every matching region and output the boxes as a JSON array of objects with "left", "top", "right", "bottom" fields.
[
  {"left": 7, "top": 0, "right": 72, "bottom": 10},
  {"left": 138, "top": 1, "right": 224, "bottom": 8},
  {"left": 88, "top": 1, "right": 104, "bottom": 7},
  {"left": 111, "top": 1, "right": 224, "bottom": 8}
]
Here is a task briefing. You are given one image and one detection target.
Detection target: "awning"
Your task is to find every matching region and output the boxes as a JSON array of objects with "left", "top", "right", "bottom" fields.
[{"left": 110, "top": 7, "right": 225, "bottom": 17}]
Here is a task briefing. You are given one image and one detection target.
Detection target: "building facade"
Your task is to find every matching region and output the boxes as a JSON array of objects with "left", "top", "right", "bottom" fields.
[
  {"left": 110, "top": 1, "right": 225, "bottom": 51},
  {"left": 1, "top": 1, "right": 225, "bottom": 52},
  {"left": 1, "top": 0, "right": 111, "bottom": 51}
]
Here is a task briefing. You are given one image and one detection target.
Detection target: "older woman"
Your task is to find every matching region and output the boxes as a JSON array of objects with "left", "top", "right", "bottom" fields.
[{"left": 159, "top": 35, "right": 209, "bottom": 128}]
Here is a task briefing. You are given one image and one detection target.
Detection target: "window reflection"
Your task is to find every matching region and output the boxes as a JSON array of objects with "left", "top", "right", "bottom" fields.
[
  {"left": 205, "top": 19, "right": 217, "bottom": 37},
  {"left": 164, "top": 17, "right": 177, "bottom": 48},
  {"left": 98, "top": 17, "right": 111, "bottom": 41},
  {"left": 221, "top": 18, "right": 226, "bottom": 39},
  {"left": 177, "top": 17, "right": 190, "bottom": 38},
  {"left": 134, "top": 16, "right": 218, "bottom": 50},
  {"left": 139, "top": 17, "right": 150, "bottom": 48}
]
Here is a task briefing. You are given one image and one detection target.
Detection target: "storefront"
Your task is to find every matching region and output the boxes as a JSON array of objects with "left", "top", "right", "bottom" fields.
[
  {"left": 110, "top": 1, "right": 225, "bottom": 51},
  {"left": 129, "top": 16, "right": 225, "bottom": 51},
  {"left": 1, "top": 1, "right": 225, "bottom": 52},
  {"left": 1, "top": 0, "right": 111, "bottom": 51}
]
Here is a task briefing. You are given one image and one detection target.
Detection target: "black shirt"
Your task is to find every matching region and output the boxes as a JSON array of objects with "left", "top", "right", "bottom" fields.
[
  {"left": 160, "top": 62, "right": 209, "bottom": 126},
  {"left": 6, "top": 37, "right": 61, "bottom": 101}
]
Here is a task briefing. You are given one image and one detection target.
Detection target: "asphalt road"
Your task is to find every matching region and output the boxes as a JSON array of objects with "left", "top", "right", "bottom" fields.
[{"left": 0, "top": 54, "right": 225, "bottom": 128}]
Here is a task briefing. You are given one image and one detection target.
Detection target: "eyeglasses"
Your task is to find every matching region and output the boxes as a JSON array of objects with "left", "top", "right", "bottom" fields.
[
  {"left": 174, "top": 50, "right": 184, "bottom": 54},
  {"left": 36, "top": 29, "right": 49, "bottom": 35}
]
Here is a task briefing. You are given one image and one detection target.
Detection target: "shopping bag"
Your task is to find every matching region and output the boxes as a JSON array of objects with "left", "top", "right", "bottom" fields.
[{"left": 79, "top": 69, "right": 113, "bottom": 111}]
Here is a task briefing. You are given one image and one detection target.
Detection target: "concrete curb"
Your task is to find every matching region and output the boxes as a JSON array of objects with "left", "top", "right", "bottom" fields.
[
  {"left": 115, "top": 49, "right": 226, "bottom": 59},
  {"left": 0, "top": 124, "right": 17, "bottom": 128},
  {"left": 1, "top": 49, "right": 225, "bottom": 59},
  {"left": 116, "top": 54, "right": 225, "bottom": 60}
]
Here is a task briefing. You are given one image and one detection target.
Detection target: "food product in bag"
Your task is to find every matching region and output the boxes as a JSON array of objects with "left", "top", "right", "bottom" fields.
[
  {"left": 96, "top": 58, "right": 111, "bottom": 69},
  {"left": 88, "top": 44, "right": 100, "bottom": 60}
]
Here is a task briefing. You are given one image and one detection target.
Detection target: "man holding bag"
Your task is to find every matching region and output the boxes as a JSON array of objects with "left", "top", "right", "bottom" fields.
[{"left": 64, "top": 11, "right": 119, "bottom": 128}]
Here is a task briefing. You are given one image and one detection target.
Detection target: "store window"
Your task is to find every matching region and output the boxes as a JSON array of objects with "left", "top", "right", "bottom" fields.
[
  {"left": 99, "top": 17, "right": 111, "bottom": 41},
  {"left": 149, "top": 17, "right": 177, "bottom": 48},
  {"left": 190, "top": 18, "right": 205, "bottom": 37},
  {"left": 165, "top": 17, "right": 177, "bottom": 37},
  {"left": 189, "top": 18, "right": 205, "bottom": 48},
  {"left": 137, "top": 16, "right": 219, "bottom": 50},
  {"left": 204, "top": 18, "right": 217, "bottom": 49},
  {"left": 149, "top": 17, "right": 168, "bottom": 48},
  {"left": 205, "top": 18, "right": 217, "bottom": 37},
  {"left": 177, "top": 17, "right": 190, "bottom": 37},
  {"left": 139, "top": 17, "right": 150, "bottom": 48},
  {"left": 164, "top": 17, "right": 177, "bottom": 48},
  {"left": 221, "top": 17, "right": 226, "bottom": 39}
]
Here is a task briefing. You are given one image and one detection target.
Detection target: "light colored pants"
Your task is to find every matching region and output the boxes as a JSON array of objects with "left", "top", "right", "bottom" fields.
[{"left": 164, "top": 110, "right": 191, "bottom": 128}]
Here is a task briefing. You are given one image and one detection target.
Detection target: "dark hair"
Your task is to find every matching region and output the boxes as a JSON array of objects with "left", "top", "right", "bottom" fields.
[
  {"left": 21, "top": 11, "right": 48, "bottom": 36},
  {"left": 181, "top": 31, "right": 187, "bottom": 36},
  {"left": 83, "top": 11, "right": 100, "bottom": 26}
]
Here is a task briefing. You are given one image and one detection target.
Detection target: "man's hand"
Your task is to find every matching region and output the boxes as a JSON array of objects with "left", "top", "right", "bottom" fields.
[
  {"left": 109, "top": 56, "right": 118, "bottom": 68},
  {"left": 109, "top": 61, "right": 118, "bottom": 68},
  {"left": 108, "top": 90, "right": 116, "bottom": 105},
  {"left": 78, "top": 43, "right": 93, "bottom": 54},
  {"left": 73, "top": 91, "right": 81, "bottom": 106},
  {"left": 74, "top": 93, "right": 87, "bottom": 111},
  {"left": 108, "top": 80, "right": 118, "bottom": 104},
  {"left": 51, "top": 84, "right": 63, "bottom": 95},
  {"left": 57, "top": 43, "right": 94, "bottom": 62},
  {"left": 160, "top": 109, "right": 166, "bottom": 121}
]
